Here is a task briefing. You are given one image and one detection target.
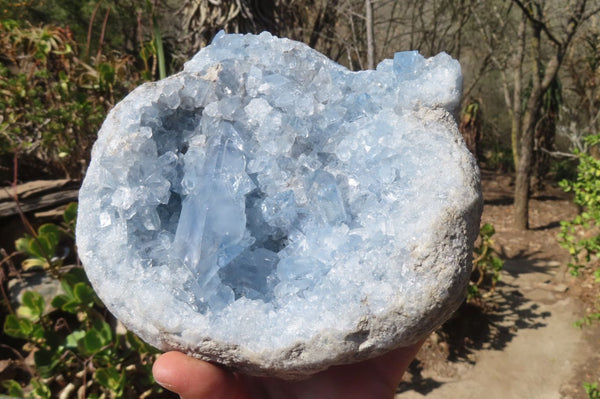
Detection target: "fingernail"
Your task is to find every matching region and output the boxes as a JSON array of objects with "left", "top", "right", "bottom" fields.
[{"left": 154, "top": 378, "right": 175, "bottom": 391}]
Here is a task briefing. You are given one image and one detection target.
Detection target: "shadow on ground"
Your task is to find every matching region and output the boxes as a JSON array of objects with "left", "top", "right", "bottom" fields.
[
  {"left": 396, "top": 359, "right": 444, "bottom": 395},
  {"left": 397, "top": 248, "right": 555, "bottom": 395}
]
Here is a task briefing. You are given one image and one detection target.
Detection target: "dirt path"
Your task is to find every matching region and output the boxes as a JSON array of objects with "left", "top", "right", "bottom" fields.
[{"left": 396, "top": 171, "right": 600, "bottom": 399}]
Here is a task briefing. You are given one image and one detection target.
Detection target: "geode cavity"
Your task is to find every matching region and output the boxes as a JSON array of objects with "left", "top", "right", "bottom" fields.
[{"left": 76, "top": 31, "right": 482, "bottom": 379}]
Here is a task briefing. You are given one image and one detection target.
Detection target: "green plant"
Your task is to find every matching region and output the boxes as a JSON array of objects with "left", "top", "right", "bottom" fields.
[
  {"left": 0, "top": 19, "right": 141, "bottom": 180},
  {"left": 558, "top": 134, "right": 600, "bottom": 278},
  {"left": 147, "top": 0, "right": 166, "bottom": 80},
  {"left": 558, "top": 133, "right": 600, "bottom": 399},
  {"left": 459, "top": 98, "right": 483, "bottom": 159},
  {"left": 467, "top": 223, "right": 504, "bottom": 302},
  {"left": 1, "top": 203, "right": 165, "bottom": 398},
  {"left": 585, "top": 382, "right": 600, "bottom": 399}
]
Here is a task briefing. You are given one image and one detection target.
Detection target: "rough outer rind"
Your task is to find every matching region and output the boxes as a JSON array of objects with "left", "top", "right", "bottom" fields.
[{"left": 77, "top": 32, "right": 482, "bottom": 379}]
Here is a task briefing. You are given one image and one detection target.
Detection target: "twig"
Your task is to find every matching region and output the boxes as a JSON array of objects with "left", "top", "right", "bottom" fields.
[
  {"left": 510, "top": 0, "right": 562, "bottom": 47},
  {"left": 85, "top": 2, "right": 102, "bottom": 61},
  {"left": 11, "top": 152, "right": 37, "bottom": 240},
  {"left": 0, "top": 249, "right": 21, "bottom": 269},
  {"left": 95, "top": 6, "right": 112, "bottom": 62},
  {"left": 539, "top": 148, "right": 579, "bottom": 159},
  {"left": 0, "top": 343, "right": 35, "bottom": 377},
  {"left": 0, "top": 260, "right": 15, "bottom": 315},
  {"left": 10, "top": 153, "right": 58, "bottom": 277}
]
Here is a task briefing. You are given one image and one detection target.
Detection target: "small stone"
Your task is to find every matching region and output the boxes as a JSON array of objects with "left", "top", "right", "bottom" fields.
[
  {"left": 76, "top": 32, "right": 482, "bottom": 379},
  {"left": 8, "top": 273, "right": 62, "bottom": 316}
]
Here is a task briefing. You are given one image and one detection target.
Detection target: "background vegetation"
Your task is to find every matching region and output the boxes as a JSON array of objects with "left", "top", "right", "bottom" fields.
[{"left": 1, "top": 0, "right": 600, "bottom": 397}]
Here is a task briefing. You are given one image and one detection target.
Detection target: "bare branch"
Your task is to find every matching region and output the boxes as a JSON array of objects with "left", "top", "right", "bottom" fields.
[
  {"left": 583, "top": 5, "right": 600, "bottom": 21},
  {"left": 539, "top": 148, "right": 579, "bottom": 159},
  {"left": 510, "top": 0, "right": 561, "bottom": 46}
]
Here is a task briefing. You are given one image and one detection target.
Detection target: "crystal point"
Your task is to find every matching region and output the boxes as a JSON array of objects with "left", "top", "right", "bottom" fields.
[{"left": 77, "top": 32, "right": 482, "bottom": 379}]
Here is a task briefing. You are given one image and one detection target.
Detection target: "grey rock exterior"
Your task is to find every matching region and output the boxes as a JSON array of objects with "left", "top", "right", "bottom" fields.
[{"left": 77, "top": 32, "right": 482, "bottom": 379}]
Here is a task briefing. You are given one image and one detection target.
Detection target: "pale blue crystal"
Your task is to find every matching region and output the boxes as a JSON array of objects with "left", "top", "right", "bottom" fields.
[{"left": 76, "top": 31, "right": 480, "bottom": 365}]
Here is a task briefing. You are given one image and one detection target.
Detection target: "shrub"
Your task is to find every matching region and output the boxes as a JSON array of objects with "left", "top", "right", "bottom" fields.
[
  {"left": 0, "top": 19, "right": 141, "bottom": 180},
  {"left": 1, "top": 203, "right": 168, "bottom": 398},
  {"left": 467, "top": 222, "right": 504, "bottom": 303},
  {"left": 558, "top": 133, "right": 600, "bottom": 280},
  {"left": 558, "top": 132, "right": 600, "bottom": 398},
  {"left": 585, "top": 382, "right": 600, "bottom": 399}
]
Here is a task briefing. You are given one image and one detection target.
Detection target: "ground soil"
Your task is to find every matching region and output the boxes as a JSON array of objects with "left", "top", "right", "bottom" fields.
[{"left": 396, "top": 170, "right": 600, "bottom": 399}]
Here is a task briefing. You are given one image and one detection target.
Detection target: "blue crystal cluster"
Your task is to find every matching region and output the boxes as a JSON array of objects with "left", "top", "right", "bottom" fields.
[{"left": 77, "top": 32, "right": 478, "bottom": 362}]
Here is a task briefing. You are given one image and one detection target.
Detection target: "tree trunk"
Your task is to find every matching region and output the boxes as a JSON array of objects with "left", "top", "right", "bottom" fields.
[
  {"left": 308, "top": 0, "right": 339, "bottom": 51},
  {"left": 514, "top": 104, "right": 540, "bottom": 229},
  {"left": 532, "top": 107, "right": 558, "bottom": 191},
  {"left": 510, "top": 13, "right": 527, "bottom": 169},
  {"left": 514, "top": 6, "right": 543, "bottom": 230},
  {"left": 365, "top": 0, "right": 375, "bottom": 69},
  {"left": 508, "top": 0, "right": 591, "bottom": 229},
  {"left": 513, "top": 9, "right": 562, "bottom": 229}
]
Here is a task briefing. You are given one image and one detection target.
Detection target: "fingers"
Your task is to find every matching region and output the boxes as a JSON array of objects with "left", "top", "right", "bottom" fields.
[
  {"left": 310, "top": 340, "right": 425, "bottom": 398},
  {"left": 369, "top": 340, "right": 425, "bottom": 387},
  {"left": 241, "top": 340, "right": 425, "bottom": 399},
  {"left": 152, "top": 340, "right": 424, "bottom": 399},
  {"left": 153, "top": 351, "right": 239, "bottom": 399}
]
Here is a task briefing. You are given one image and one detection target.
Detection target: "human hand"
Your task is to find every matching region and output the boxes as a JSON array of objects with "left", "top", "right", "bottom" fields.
[{"left": 152, "top": 340, "right": 423, "bottom": 399}]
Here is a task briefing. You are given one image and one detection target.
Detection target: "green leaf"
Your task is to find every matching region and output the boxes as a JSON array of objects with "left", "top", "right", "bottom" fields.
[
  {"left": 31, "top": 378, "right": 51, "bottom": 399},
  {"left": 3, "top": 314, "right": 33, "bottom": 339},
  {"left": 22, "top": 257, "right": 49, "bottom": 270},
  {"left": 62, "top": 299, "right": 81, "bottom": 314},
  {"left": 73, "top": 282, "right": 96, "bottom": 306},
  {"left": 38, "top": 223, "right": 61, "bottom": 249},
  {"left": 466, "top": 284, "right": 479, "bottom": 300},
  {"left": 63, "top": 202, "right": 77, "bottom": 226},
  {"left": 97, "top": 63, "right": 116, "bottom": 86},
  {"left": 95, "top": 367, "right": 111, "bottom": 388},
  {"left": 491, "top": 256, "right": 504, "bottom": 271},
  {"left": 83, "top": 327, "right": 108, "bottom": 355},
  {"left": 93, "top": 319, "right": 113, "bottom": 344},
  {"left": 480, "top": 223, "right": 495, "bottom": 237},
  {"left": 51, "top": 294, "right": 70, "bottom": 309},
  {"left": 584, "top": 382, "right": 600, "bottom": 398},
  {"left": 82, "top": 329, "right": 103, "bottom": 354},
  {"left": 34, "top": 348, "right": 61, "bottom": 377},
  {"left": 2, "top": 379, "right": 24, "bottom": 397},
  {"left": 27, "top": 235, "right": 52, "bottom": 260},
  {"left": 125, "top": 331, "right": 144, "bottom": 351},
  {"left": 21, "top": 290, "right": 45, "bottom": 319},
  {"left": 65, "top": 329, "right": 85, "bottom": 349},
  {"left": 15, "top": 236, "right": 31, "bottom": 253},
  {"left": 29, "top": 323, "right": 45, "bottom": 341},
  {"left": 3, "top": 314, "right": 22, "bottom": 337},
  {"left": 18, "top": 318, "right": 34, "bottom": 338},
  {"left": 62, "top": 267, "right": 89, "bottom": 287},
  {"left": 60, "top": 278, "right": 75, "bottom": 299},
  {"left": 96, "top": 366, "right": 124, "bottom": 394},
  {"left": 17, "top": 304, "right": 36, "bottom": 320},
  {"left": 1, "top": 19, "right": 19, "bottom": 30}
]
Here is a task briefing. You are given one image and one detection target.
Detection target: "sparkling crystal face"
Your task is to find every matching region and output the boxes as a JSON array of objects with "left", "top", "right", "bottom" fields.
[{"left": 76, "top": 32, "right": 480, "bottom": 373}]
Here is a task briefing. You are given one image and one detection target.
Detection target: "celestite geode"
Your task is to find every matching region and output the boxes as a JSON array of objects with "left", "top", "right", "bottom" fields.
[{"left": 76, "top": 32, "right": 482, "bottom": 378}]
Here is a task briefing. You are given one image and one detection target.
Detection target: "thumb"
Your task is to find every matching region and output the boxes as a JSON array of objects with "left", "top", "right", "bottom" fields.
[{"left": 153, "top": 351, "right": 240, "bottom": 399}]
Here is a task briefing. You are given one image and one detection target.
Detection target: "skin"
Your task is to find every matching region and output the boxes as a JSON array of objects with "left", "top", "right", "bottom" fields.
[{"left": 152, "top": 341, "right": 423, "bottom": 399}]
